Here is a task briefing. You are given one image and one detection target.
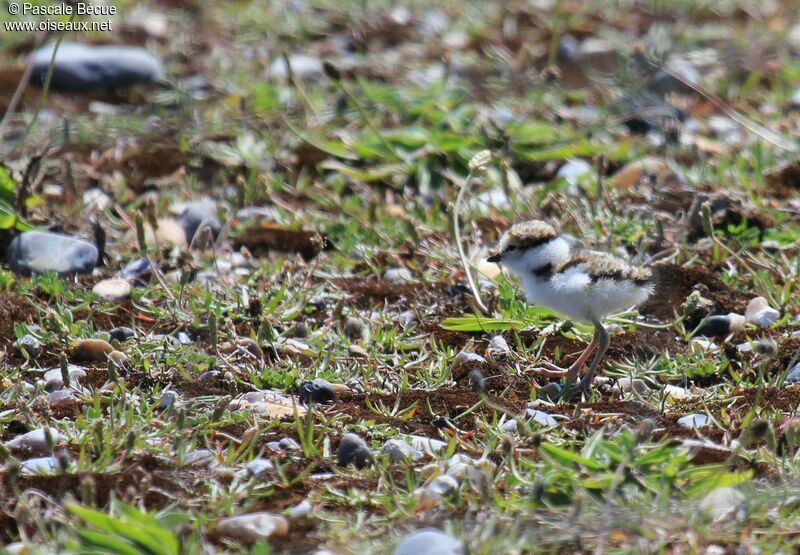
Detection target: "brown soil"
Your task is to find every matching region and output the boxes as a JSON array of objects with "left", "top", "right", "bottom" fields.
[{"left": 640, "top": 263, "right": 752, "bottom": 322}]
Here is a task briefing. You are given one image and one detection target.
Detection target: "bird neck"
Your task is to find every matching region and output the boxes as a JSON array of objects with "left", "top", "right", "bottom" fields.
[{"left": 513, "top": 237, "right": 571, "bottom": 277}]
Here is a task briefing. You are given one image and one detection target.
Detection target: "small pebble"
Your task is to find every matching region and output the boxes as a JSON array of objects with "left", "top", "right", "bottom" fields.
[
  {"left": 108, "top": 351, "right": 129, "bottom": 366},
  {"left": 698, "top": 487, "right": 745, "bottom": 522},
  {"left": 46, "top": 389, "right": 80, "bottom": 413},
  {"left": 92, "top": 278, "right": 132, "bottom": 301},
  {"left": 8, "top": 231, "right": 98, "bottom": 275},
  {"left": 109, "top": 326, "right": 136, "bottom": 342},
  {"left": 215, "top": 512, "right": 289, "bottom": 542},
  {"left": 393, "top": 529, "right": 463, "bottom": 555},
  {"left": 500, "top": 419, "right": 518, "bottom": 434},
  {"left": 407, "top": 435, "right": 447, "bottom": 455},
  {"left": 44, "top": 365, "right": 87, "bottom": 390},
  {"left": 118, "top": 259, "right": 152, "bottom": 285},
  {"left": 342, "top": 318, "right": 365, "bottom": 340},
  {"left": 384, "top": 267, "right": 413, "bottom": 283},
  {"left": 298, "top": 378, "right": 335, "bottom": 405},
  {"left": 199, "top": 370, "right": 221, "bottom": 380},
  {"left": 692, "top": 314, "right": 744, "bottom": 338},
  {"left": 784, "top": 362, "right": 800, "bottom": 385},
  {"left": 526, "top": 409, "right": 558, "bottom": 427},
  {"left": 73, "top": 338, "right": 114, "bottom": 362},
  {"left": 417, "top": 475, "right": 459, "bottom": 509},
  {"left": 381, "top": 439, "right": 423, "bottom": 462},
  {"left": 278, "top": 437, "right": 301, "bottom": 452},
  {"left": 612, "top": 377, "right": 649, "bottom": 396},
  {"left": 556, "top": 158, "right": 592, "bottom": 186},
  {"left": 292, "top": 322, "right": 310, "bottom": 338},
  {"left": 397, "top": 310, "right": 418, "bottom": 329},
  {"left": 538, "top": 382, "right": 562, "bottom": 402},
  {"left": 664, "top": 385, "right": 692, "bottom": 400},
  {"left": 172, "top": 198, "right": 222, "bottom": 243},
  {"left": 488, "top": 335, "right": 510, "bottom": 353},
  {"left": 269, "top": 54, "right": 323, "bottom": 82},
  {"left": 157, "top": 391, "right": 178, "bottom": 410},
  {"left": 337, "top": 433, "right": 372, "bottom": 468},
  {"left": 6, "top": 428, "right": 65, "bottom": 452},
  {"left": 30, "top": 42, "right": 164, "bottom": 92},
  {"left": 236, "top": 458, "right": 274, "bottom": 480},
  {"left": 677, "top": 414, "right": 708, "bottom": 429},
  {"left": 286, "top": 499, "right": 312, "bottom": 520},
  {"left": 183, "top": 449, "right": 214, "bottom": 466},
  {"left": 753, "top": 337, "right": 778, "bottom": 356},
  {"left": 745, "top": 297, "right": 779, "bottom": 328},
  {"left": 20, "top": 456, "right": 61, "bottom": 475},
  {"left": 454, "top": 351, "right": 486, "bottom": 367},
  {"left": 14, "top": 335, "right": 42, "bottom": 359}
]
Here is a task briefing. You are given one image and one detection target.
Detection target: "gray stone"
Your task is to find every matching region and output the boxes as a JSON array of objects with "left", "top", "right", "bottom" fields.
[
  {"left": 6, "top": 428, "right": 65, "bottom": 452},
  {"left": 556, "top": 158, "right": 592, "bottom": 185},
  {"left": 109, "top": 326, "right": 136, "bottom": 342},
  {"left": 381, "top": 439, "right": 425, "bottom": 462},
  {"left": 384, "top": 267, "right": 413, "bottom": 283},
  {"left": 269, "top": 54, "right": 323, "bottom": 82},
  {"left": 698, "top": 487, "right": 745, "bottom": 522},
  {"left": 236, "top": 458, "right": 275, "bottom": 480},
  {"left": 612, "top": 377, "right": 650, "bottom": 396},
  {"left": 172, "top": 198, "right": 222, "bottom": 243},
  {"left": 14, "top": 335, "right": 42, "bottom": 359},
  {"left": 646, "top": 56, "right": 701, "bottom": 97},
  {"left": 393, "top": 529, "right": 463, "bottom": 555},
  {"left": 538, "top": 382, "right": 562, "bottom": 402},
  {"left": 785, "top": 362, "right": 800, "bottom": 385},
  {"left": 20, "top": 456, "right": 61, "bottom": 475},
  {"left": 337, "top": 433, "right": 372, "bottom": 468},
  {"left": 8, "top": 231, "right": 98, "bottom": 275},
  {"left": 397, "top": 310, "right": 418, "bottom": 329},
  {"left": 792, "top": 89, "right": 800, "bottom": 109},
  {"left": 677, "top": 413, "right": 708, "bottom": 429},
  {"left": 215, "top": 512, "right": 289, "bottom": 542},
  {"left": 43, "top": 365, "right": 87, "bottom": 390},
  {"left": 31, "top": 42, "right": 165, "bottom": 92},
  {"left": 488, "top": 335, "right": 510, "bottom": 353},
  {"left": 526, "top": 409, "right": 558, "bottom": 427},
  {"left": 342, "top": 318, "right": 365, "bottom": 340},
  {"left": 745, "top": 297, "right": 779, "bottom": 328}
]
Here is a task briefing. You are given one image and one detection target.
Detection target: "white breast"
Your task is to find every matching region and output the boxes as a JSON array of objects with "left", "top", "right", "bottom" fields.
[{"left": 520, "top": 265, "right": 652, "bottom": 323}]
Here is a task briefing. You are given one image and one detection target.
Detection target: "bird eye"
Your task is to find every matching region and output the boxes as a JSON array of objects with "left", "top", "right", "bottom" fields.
[{"left": 506, "top": 245, "right": 517, "bottom": 252}]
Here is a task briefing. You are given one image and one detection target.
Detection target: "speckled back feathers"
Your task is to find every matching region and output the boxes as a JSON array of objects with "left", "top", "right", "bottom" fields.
[{"left": 554, "top": 250, "right": 652, "bottom": 285}]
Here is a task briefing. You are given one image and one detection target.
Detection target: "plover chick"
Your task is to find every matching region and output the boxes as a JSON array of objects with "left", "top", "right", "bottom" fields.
[{"left": 487, "top": 220, "right": 654, "bottom": 395}]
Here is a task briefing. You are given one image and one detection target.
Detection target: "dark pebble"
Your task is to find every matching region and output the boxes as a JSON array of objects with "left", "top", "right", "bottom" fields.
[
  {"left": 118, "top": 259, "right": 152, "bottom": 286},
  {"left": 174, "top": 199, "right": 222, "bottom": 243},
  {"left": 337, "top": 433, "right": 372, "bottom": 468},
  {"left": 298, "top": 379, "right": 335, "bottom": 405},
  {"left": 31, "top": 42, "right": 165, "bottom": 92},
  {"left": 109, "top": 327, "right": 136, "bottom": 342},
  {"left": 292, "top": 322, "right": 310, "bottom": 338},
  {"left": 692, "top": 315, "right": 733, "bottom": 338},
  {"left": 14, "top": 335, "right": 42, "bottom": 359},
  {"left": 342, "top": 317, "right": 365, "bottom": 340},
  {"left": 538, "top": 382, "right": 562, "bottom": 402}
]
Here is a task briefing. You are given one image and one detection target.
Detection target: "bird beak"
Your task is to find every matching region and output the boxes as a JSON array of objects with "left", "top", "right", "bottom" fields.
[{"left": 487, "top": 252, "right": 502, "bottom": 263}]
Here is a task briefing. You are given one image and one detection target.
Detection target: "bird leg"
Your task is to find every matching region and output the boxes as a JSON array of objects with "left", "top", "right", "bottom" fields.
[
  {"left": 537, "top": 336, "right": 598, "bottom": 377},
  {"left": 560, "top": 335, "right": 599, "bottom": 385},
  {"left": 577, "top": 319, "right": 610, "bottom": 395}
]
